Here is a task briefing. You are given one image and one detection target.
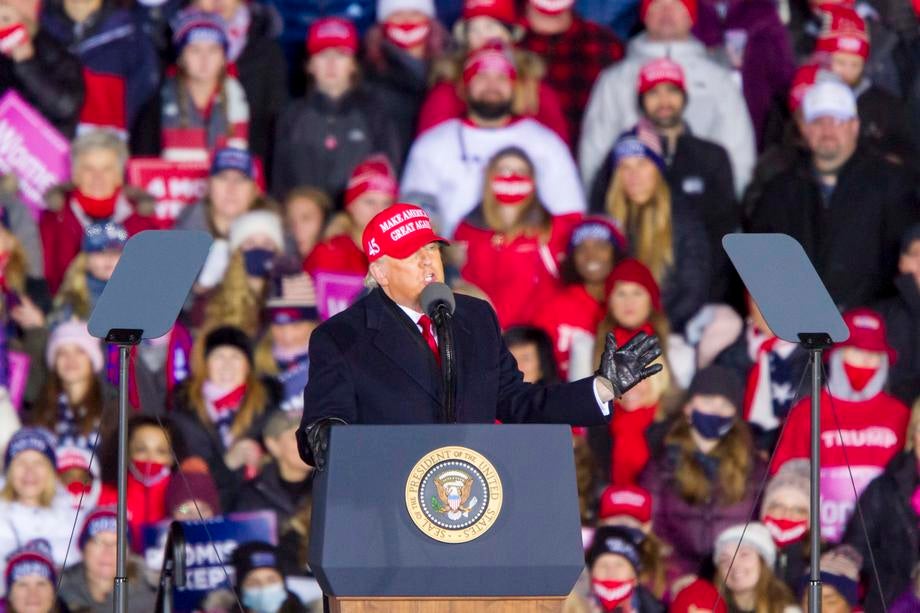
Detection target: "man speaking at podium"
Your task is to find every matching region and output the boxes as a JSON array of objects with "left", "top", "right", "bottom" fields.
[{"left": 297, "top": 204, "right": 662, "bottom": 469}]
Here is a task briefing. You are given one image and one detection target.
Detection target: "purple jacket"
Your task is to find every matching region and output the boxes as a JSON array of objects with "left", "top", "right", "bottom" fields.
[
  {"left": 693, "top": 0, "right": 795, "bottom": 149},
  {"left": 638, "top": 442, "right": 767, "bottom": 580}
]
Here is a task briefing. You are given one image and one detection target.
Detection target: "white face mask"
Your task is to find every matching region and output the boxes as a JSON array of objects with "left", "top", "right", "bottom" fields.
[{"left": 241, "top": 582, "right": 287, "bottom": 613}]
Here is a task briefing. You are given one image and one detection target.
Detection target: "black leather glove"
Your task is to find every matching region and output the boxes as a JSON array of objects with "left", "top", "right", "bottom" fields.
[
  {"left": 595, "top": 331, "right": 663, "bottom": 398},
  {"left": 298, "top": 417, "right": 347, "bottom": 470}
]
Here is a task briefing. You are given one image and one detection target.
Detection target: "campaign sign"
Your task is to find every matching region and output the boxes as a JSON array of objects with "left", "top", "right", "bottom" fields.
[
  {"left": 126, "top": 158, "right": 209, "bottom": 227},
  {"left": 7, "top": 350, "right": 29, "bottom": 411},
  {"left": 143, "top": 511, "right": 277, "bottom": 612},
  {"left": 0, "top": 91, "right": 70, "bottom": 219},
  {"left": 818, "top": 465, "right": 881, "bottom": 542},
  {"left": 315, "top": 272, "right": 365, "bottom": 320}
]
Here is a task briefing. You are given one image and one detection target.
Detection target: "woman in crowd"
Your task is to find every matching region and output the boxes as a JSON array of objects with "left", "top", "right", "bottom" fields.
[
  {"left": 800, "top": 546, "right": 862, "bottom": 613},
  {"left": 639, "top": 366, "right": 765, "bottom": 582},
  {"left": 271, "top": 16, "right": 402, "bottom": 203},
  {"left": 304, "top": 154, "right": 396, "bottom": 277},
  {"left": 283, "top": 186, "right": 332, "bottom": 264},
  {"left": 417, "top": 0, "right": 568, "bottom": 143},
  {"left": 4, "top": 539, "right": 64, "bottom": 613},
  {"left": 232, "top": 541, "right": 309, "bottom": 613},
  {"left": 454, "top": 147, "right": 580, "bottom": 329},
  {"left": 30, "top": 321, "right": 110, "bottom": 462},
  {"left": 576, "top": 525, "right": 664, "bottom": 612},
  {"left": 49, "top": 222, "right": 126, "bottom": 325},
  {"left": 603, "top": 127, "right": 710, "bottom": 334},
  {"left": 760, "top": 459, "right": 812, "bottom": 590},
  {"left": 170, "top": 325, "right": 279, "bottom": 510},
  {"left": 154, "top": 10, "right": 249, "bottom": 162},
  {"left": 0, "top": 428, "right": 76, "bottom": 578},
  {"left": 534, "top": 216, "right": 626, "bottom": 378},
  {"left": 713, "top": 523, "right": 796, "bottom": 612},
  {"left": 203, "top": 209, "right": 287, "bottom": 335},
  {"left": 364, "top": 0, "right": 449, "bottom": 162},
  {"left": 503, "top": 325, "right": 559, "bottom": 385},
  {"left": 58, "top": 506, "right": 156, "bottom": 612}
]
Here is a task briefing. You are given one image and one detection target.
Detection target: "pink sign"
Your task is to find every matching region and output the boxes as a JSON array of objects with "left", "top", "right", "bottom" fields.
[
  {"left": 315, "top": 272, "right": 366, "bottom": 320},
  {"left": 818, "top": 465, "right": 881, "bottom": 542},
  {"left": 7, "top": 350, "right": 29, "bottom": 411},
  {"left": 0, "top": 90, "right": 70, "bottom": 219},
  {"left": 126, "top": 157, "right": 209, "bottom": 228}
]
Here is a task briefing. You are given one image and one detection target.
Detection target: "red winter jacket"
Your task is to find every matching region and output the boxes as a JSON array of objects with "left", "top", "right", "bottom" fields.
[
  {"left": 39, "top": 186, "right": 158, "bottom": 294},
  {"left": 416, "top": 80, "right": 571, "bottom": 145},
  {"left": 454, "top": 212, "right": 580, "bottom": 329},
  {"left": 532, "top": 284, "right": 605, "bottom": 377},
  {"left": 303, "top": 234, "right": 368, "bottom": 277}
]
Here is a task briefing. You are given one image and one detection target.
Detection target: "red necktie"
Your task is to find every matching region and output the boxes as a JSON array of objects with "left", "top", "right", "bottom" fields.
[{"left": 418, "top": 314, "right": 441, "bottom": 366}]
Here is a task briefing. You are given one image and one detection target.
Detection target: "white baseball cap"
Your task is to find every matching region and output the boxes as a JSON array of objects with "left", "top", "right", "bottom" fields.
[{"left": 802, "top": 80, "right": 857, "bottom": 123}]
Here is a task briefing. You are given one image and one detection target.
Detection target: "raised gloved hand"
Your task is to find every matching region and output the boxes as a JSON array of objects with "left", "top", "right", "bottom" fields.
[
  {"left": 297, "top": 417, "right": 347, "bottom": 470},
  {"left": 595, "top": 331, "right": 663, "bottom": 398}
]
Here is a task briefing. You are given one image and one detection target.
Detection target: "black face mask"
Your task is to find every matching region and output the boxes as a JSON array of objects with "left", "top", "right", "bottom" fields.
[{"left": 468, "top": 98, "right": 513, "bottom": 121}]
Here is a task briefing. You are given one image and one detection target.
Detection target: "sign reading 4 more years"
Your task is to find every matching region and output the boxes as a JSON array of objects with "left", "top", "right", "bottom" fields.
[{"left": 405, "top": 446, "right": 503, "bottom": 544}]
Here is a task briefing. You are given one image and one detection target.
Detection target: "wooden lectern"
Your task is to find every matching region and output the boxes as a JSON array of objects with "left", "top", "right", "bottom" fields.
[{"left": 310, "top": 425, "right": 585, "bottom": 613}]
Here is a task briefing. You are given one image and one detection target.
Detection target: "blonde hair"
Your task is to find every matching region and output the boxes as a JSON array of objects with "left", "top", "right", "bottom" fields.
[
  {"left": 481, "top": 148, "right": 550, "bottom": 239},
  {"left": 605, "top": 168, "right": 674, "bottom": 282},
  {"left": 906, "top": 396, "right": 920, "bottom": 452},
  {"left": 665, "top": 414, "right": 754, "bottom": 505},
  {"left": 52, "top": 253, "right": 93, "bottom": 320},
  {"left": 202, "top": 250, "right": 265, "bottom": 337},
  {"left": 0, "top": 458, "right": 57, "bottom": 507},
  {"left": 0, "top": 230, "right": 28, "bottom": 296},
  {"left": 716, "top": 558, "right": 796, "bottom": 613},
  {"left": 186, "top": 325, "right": 269, "bottom": 442}
]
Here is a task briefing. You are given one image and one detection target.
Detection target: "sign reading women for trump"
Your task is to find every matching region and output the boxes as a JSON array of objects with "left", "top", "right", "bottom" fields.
[
  {"left": 0, "top": 91, "right": 70, "bottom": 219},
  {"left": 143, "top": 511, "right": 277, "bottom": 612}
]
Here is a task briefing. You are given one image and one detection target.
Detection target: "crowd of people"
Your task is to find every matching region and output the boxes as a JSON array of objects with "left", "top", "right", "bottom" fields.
[{"left": 0, "top": 0, "right": 917, "bottom": 610}]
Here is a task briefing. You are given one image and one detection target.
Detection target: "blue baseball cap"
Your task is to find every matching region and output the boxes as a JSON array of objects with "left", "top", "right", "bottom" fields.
[{"left": 210, "top": 147, "right": 255, "bottom": 179}]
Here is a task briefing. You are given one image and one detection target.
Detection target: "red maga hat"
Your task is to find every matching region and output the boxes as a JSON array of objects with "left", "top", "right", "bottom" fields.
[
  {"left": 638, "top": 57, "right": 686, "bottom": 95},
  {"left": 599, "top": 484, "right": 652, "bottom": 523},
  {"left": 363, "top": 203, "right": 449, "bottom": 263},
  {"left": 307, "top": 16, "right": 358, "bottom": 55},
  {"left": 835, "top": 307, "right": 897, "bottom": 364}
]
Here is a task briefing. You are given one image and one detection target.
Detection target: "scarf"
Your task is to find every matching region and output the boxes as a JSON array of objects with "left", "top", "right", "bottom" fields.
[
  {"left": 203, "top": 381, "right": 247, "bottom": 447},
  {"left": 73, "top": 188, "right": 121, "bottom": 220},
  {"left": 743, "top": 325, "right": 799, "bottom": 432},
  {"left": 610, "top": 404, "right": 657, "bottom": 486},
  {"left": 56, "top": 392, "right": 98, "bottom": 453},
  {"left": 274, "top": 344, "right": 310, "bottom": 412},
  {"left": 225, "top": 5, "right": 250, "bottom": 62},
  {"left": 613, "top": 323, "right": 656, "bottom": 349}
]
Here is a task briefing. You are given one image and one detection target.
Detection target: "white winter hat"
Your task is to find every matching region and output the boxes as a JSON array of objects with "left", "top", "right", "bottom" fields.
[
  {"left": 713, "top": 522, "right": 776, "bottom": 568},
  {"left": 377, "top": 0, "right": 435, "bottom": 21},
  {"left": 46, "top": 320, "right": 104, "bottom": 372},
  {"left": 802, "top": 80, "right": 857, "bottom": 123},
  {"left": 229, "top": 210, "right": 284, "bottom": 252}
]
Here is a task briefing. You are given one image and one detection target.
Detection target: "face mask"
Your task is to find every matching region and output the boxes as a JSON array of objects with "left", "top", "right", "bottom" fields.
[
  {"left": 243, "top": 248, "right": 275, "bottom": 277},
  {"left": 0, "top": 23, "right": 27, "bottom": 54},
  {"left": 242, "top": 582, "right": 288, "bottom": 613},
  {"left": 591, "top": 578, "right": 635, "bottom": 612},
  {"left": 383, "top": 20, "right": 431, "bottom": 49},
  {"left": 763, "top": 515, "right": 808, "bottom": 547},
  {"left": 690, "top": 410, "right": 734, "bottom": 440},
  {"left": 491, "top": 174, "right": 535, "bottom": 205},
  {"left": 129, "top": 460, "right": 171, "bottom": 487},
  {"left": 843, "top": 362, "right": 876, "bottom": 392},
  {"left": 530, "top": 0, "right": 575, "bottom": 15},
  {"left": 74, "top": 188, "right": 120, "bottom": 220}
]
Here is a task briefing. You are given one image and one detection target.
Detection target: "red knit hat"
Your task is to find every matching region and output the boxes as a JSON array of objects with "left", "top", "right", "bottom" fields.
[
  {"left": 815, "top": 4, "right": 869, "bottom": 61},
  {"left": 307, "top": 16, "right": 358, "bottom": 55},
  {"left": 462, "top": 41, "right": 518, "bottom": 85},
  {"left": 640, "top": 0, "right": 697, "bottom": 24},
  {"left": 462, "top": 0, "right": 517, "bottom": 23},
  {"left": 605, "top": 259, "right": 662, "bottom": 312},
  {"left": 599, "top": 485, "right": 652, "bottom": 523},
  {"left": 638, "top": 57, "right": 686, "bottom": 95},
  {"left": 344, "top": 154, "right": 398, "bottom": 209},
  {"left": 834, "top": 307, "right": 897, "bottom": 364},
  {"left": 669, "top": 579, "right": 728, "bottom": 613}
]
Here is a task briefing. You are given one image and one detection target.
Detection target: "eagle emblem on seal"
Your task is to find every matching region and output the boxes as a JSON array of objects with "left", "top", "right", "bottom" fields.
[{"left": 433, "top": 470, "right": 479, "bottom": 521}]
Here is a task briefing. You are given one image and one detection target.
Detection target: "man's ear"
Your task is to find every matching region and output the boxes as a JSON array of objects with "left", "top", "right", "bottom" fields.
[
  {"left": 264, "top": 435, "right": 281, "bottom": 459},
  {"left": 370, "top": 260, "right": 388, "bottom": 288}
]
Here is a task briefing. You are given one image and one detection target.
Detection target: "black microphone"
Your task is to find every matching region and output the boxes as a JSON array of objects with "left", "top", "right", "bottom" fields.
[
  {"left": 420, "top": 282, "right": 457, "bottom": 423},
  {"left": 420, "top": 282, "right": 455, "bottom": 324}
]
